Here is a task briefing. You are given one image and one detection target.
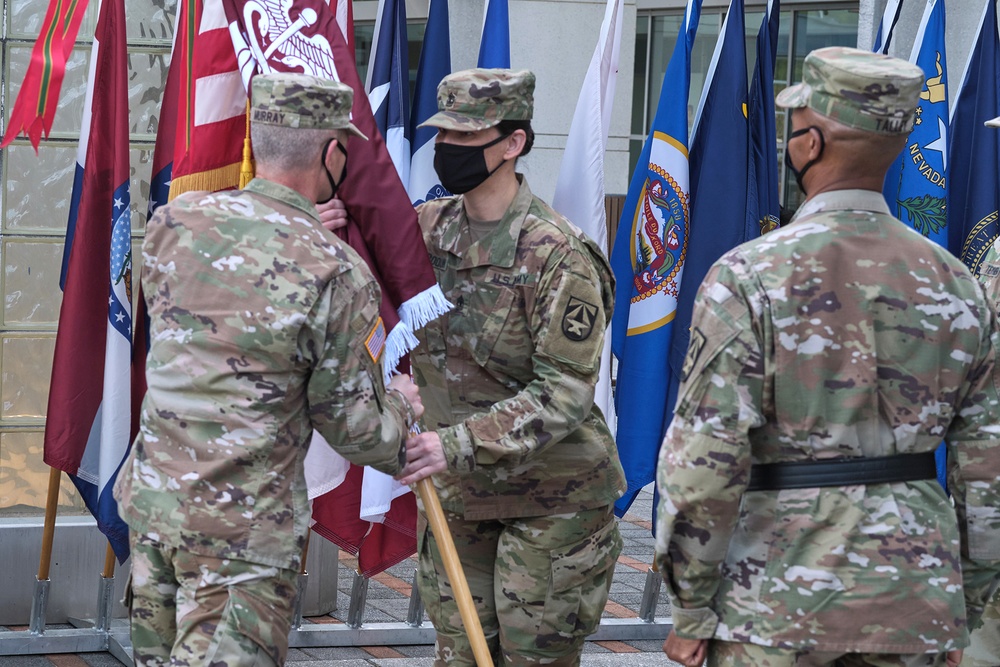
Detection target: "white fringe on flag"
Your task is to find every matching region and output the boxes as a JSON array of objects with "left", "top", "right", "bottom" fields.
[
  {"left": 383, "top": 320, "right": 420, "bottom": 384},
  {"left": 398, "top": 284, "right": 452, "bottom": 332}
]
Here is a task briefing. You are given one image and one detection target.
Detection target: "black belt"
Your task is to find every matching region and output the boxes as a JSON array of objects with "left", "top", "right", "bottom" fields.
[{"left": 746, "top": 451, "right": 938, "bottom": 492}]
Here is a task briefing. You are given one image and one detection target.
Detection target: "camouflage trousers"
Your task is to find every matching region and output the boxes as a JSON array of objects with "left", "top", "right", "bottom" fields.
[
  {"left": 708, "top": 641, "right": 950, "bottom": 666},
  {"left": 416, "top": 505, "right": 621, "bottom": 667},
  {"left": 126, "top": 533, "right": 299, "bottom": 666},
  {"left": 962, "top": 585, "right": 1000, "bottom": 667}
]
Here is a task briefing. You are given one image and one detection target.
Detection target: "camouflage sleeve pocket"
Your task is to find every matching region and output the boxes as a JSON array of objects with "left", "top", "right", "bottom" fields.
[
  {"left": 536, "top": 273, "right": 606, "bottom": 372},
  {"left": 672, "top": 311, "right": 743, "bottom": 420}
]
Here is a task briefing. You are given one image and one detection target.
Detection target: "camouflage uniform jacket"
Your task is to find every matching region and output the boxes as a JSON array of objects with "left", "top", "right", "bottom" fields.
[
  {"left": 413, "top": 175, "right": 626, "bottom": 519},
  {"left": 655, "top": 189, "right": 1000, "bottom": 652},
  {"left": 114, "top": 178, "right": 410, "bottom": 570}
]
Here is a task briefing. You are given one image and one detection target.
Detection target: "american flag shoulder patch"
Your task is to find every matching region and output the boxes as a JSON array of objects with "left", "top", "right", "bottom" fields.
[{"left": 365, "top": 317, "right": 386, "bottom": 363}]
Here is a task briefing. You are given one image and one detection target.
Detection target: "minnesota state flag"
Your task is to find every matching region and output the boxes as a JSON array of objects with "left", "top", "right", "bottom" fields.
[{"left": 609, "top": 0, "right": 702, "bottom": 514}]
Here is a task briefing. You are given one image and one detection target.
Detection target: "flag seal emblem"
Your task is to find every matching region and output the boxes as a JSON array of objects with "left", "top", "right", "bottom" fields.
[
  {"left": 562, "top": 296, "right": 598, "bottom": 341},
  {"left": 961, "top": 211, "right": 1000, "bottom": 274},
  {"left": 629, "top": 134, "right": 689, "bottom": 314}
]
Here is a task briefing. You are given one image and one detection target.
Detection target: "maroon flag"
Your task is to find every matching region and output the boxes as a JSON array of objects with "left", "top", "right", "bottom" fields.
[{"left": 223, "top": 0, "right": 449, "bottom": 575}]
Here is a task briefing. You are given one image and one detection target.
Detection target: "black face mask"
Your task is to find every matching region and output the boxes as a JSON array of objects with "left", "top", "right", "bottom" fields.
[
  {"left": 784, "top": 126, "right": 825, "bottom": 196},
  {"left": 318, "top": 138, "right": 349, "bottom": 205},
  {"left": 433, "top": 133, "right": 510, "bottom": 194}
]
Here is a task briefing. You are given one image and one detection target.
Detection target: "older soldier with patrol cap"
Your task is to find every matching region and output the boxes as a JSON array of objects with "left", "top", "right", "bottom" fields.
[
  {"left": 959, "top": 114, "right": 1000, "bottom": 667},
  {"left": 113, "top": 73, "right": 424, "bottom": 666},
  {"left": 655, "top": 47, "right": 1000, "bottom": 667},
  {"left": 395, "top": 68, "right": 626, "bottom": 666}
]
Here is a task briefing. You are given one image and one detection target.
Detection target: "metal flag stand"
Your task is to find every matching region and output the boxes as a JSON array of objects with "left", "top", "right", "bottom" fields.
[
  {"left": 1, "top": 473, "right": 671, "bottom": 665},
  {"left": 0, "top": 467, "right": 133, "bottom": 661}
]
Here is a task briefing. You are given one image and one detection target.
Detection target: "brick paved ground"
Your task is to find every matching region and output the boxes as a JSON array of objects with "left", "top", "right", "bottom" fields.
[{"left": 0, "top": 486, "right": 679, "bottom": 666}]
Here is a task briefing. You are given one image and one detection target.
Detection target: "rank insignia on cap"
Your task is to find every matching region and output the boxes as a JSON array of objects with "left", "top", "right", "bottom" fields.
[
  {"left": 365, "top": 317, "right": 386, "bottom": 363},
  {"left": 681, "top": 327, "right": 706, "bottom": 382},
  {"left": 562, "top": 296, "right": 598, "bottom": 341}
]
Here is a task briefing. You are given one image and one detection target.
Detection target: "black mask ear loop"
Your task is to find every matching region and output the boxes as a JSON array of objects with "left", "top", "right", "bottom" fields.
[
  {"left": 317, "top": 138, "right": 349, "bottom": 205},
  {"left": 785, "top": 125, "right": 825, "bottom": 194}
]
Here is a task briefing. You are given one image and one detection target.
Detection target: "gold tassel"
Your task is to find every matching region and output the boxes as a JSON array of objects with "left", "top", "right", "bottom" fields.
[
  {"left": 168, "top": 163, "right": 244, "bottom": 202},
  {"left": 239, "top": 99, "right": 255, "bottom": 188}
]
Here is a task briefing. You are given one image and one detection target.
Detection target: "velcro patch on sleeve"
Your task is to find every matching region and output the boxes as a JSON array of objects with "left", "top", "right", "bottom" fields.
[{"left": 365, "top": 317, "right": 386, "bottom": 364}]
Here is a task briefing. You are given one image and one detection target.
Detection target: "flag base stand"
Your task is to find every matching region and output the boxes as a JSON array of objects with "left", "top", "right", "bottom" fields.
[
  {"left": 0, "top": 576, "right": 133, "bottom": 664},
  {"left": 638, "top": 565, "right": 662, "bottom": 622},
  {"left": 347, "top": 571, "right": 369, "bottom": 628},
  {"left": 29, "top": 577, "right": 49, "bottom": 633},
  {"left": 66, "top": 617, "right": 134, "bottom": 667}
]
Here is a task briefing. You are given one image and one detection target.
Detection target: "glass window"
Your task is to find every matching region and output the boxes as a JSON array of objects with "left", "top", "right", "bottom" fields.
[
  {"left": 354, "top": 20, "right": 428, "bottom": 103},
  {"left": 0, "top": 0, "right": 173, "bottom": 518},
  {"left": 632, "top": 4, "right": 859, "bottom": 216}
]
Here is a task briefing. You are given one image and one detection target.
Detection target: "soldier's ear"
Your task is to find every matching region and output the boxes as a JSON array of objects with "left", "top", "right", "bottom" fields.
[{"left": 503, "top": 129, "right": 527, "bottom": 160}]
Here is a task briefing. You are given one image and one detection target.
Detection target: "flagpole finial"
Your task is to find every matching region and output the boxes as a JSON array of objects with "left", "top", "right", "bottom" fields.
[{"left": 240, "top": 100, "right": 255, "bottom": 188}]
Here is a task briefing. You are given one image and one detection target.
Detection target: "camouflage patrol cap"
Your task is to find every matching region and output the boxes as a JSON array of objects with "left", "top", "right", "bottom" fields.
[
  {"left": 420, "top": 68, "right": 534, "bottom": 131},
  {"left": 251, "top": 73, "right": 367, "bottom": 140},
  {"left": 775, "top": 47, "right": 923, "bottom": 136}
]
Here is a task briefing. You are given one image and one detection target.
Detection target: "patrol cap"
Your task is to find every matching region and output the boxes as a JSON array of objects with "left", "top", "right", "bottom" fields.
[
  {"left": 419, "top": 68, "right": 534, "bottom": 131},
  {"left": 251, "top": 73, "right": 367, "bottom": 140},
  {"left": 775, "top": 47, "right": 923, "bottom": 136}
]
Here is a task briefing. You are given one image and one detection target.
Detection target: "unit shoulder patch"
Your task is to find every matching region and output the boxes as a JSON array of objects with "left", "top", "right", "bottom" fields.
[
  {"left": 680, "top": 327, "right": 707, "bottom": 382},
  {"left": 561, "top": 296, "right": 598, "bottom": 341}
]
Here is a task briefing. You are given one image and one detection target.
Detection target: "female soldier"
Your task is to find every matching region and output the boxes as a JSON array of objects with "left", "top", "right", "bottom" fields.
[{"left": 396, "top": 68, "right": 626, "bottom": 667}]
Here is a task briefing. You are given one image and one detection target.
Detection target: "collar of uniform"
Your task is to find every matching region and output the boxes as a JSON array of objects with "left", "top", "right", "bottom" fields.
[
  {"left": 790, "top": 189, "right": 891, "bottom": 224},
  {"left": 242, "top": 178, "right": 321, "bottom": 222},
  {"left": 454, "top": 174, "right": 533, "bottom": 270}
]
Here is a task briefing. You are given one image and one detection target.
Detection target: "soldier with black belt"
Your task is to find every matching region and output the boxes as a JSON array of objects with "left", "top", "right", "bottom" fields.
[{"left": 655, "top": 47, "right": 1000, "bottom": 667}]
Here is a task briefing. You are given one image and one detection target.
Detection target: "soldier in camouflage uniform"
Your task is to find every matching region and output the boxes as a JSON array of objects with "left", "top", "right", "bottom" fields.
[
  {"left": 394, "top": 69, "right": 626, "bottom": 667},
  {"left": 958, "top": 116, "right": 1000, "bottom": 667},
  {"left": 655, "top": 47, "right": 1000, "bottom": 667},
  {"left": 113, "top": 74, "right": 423, "bottom": 667}
]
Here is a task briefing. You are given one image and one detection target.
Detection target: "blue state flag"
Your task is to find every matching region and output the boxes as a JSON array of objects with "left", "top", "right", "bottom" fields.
[
  {"left": 366, "top": 0, "right": 411, "bottom": 186},
  {"left": 661, "top": 0, "right": 754, "bottom": 489},
  {"left": 948, "top": 0, "right": 1000, "bottom": 271},
  {"left": 883, "top": 0, "right": 949, "bottom": 247},
  {"left": 747, "top": 0, "right": 781, "bottom": 237},
  {"left": 409, "top": 0, "right": 451, "bottom": 206},
  {"left": 609, "top": 0, "right": 702, "bottom": 514},
  {"left": 478, "top": 0, "right": 510, "bottom": 68}
]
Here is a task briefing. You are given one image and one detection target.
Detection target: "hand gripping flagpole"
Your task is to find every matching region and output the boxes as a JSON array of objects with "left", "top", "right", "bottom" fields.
[{"left": 415, "top": 478, "right": 494, "bottom": 667}]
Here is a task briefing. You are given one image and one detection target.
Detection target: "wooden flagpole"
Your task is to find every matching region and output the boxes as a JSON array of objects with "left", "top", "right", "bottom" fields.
[
  {"left": 415, "top": 478, "right": 493, "bottom": 667},
  {"left": 37, "top": 467, "right": 61, "bottom": 582}
]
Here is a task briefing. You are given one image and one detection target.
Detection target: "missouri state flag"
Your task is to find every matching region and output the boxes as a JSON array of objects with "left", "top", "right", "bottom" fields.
[{"left": 43, "top": 0, "right": 135, "bottom": 563}]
